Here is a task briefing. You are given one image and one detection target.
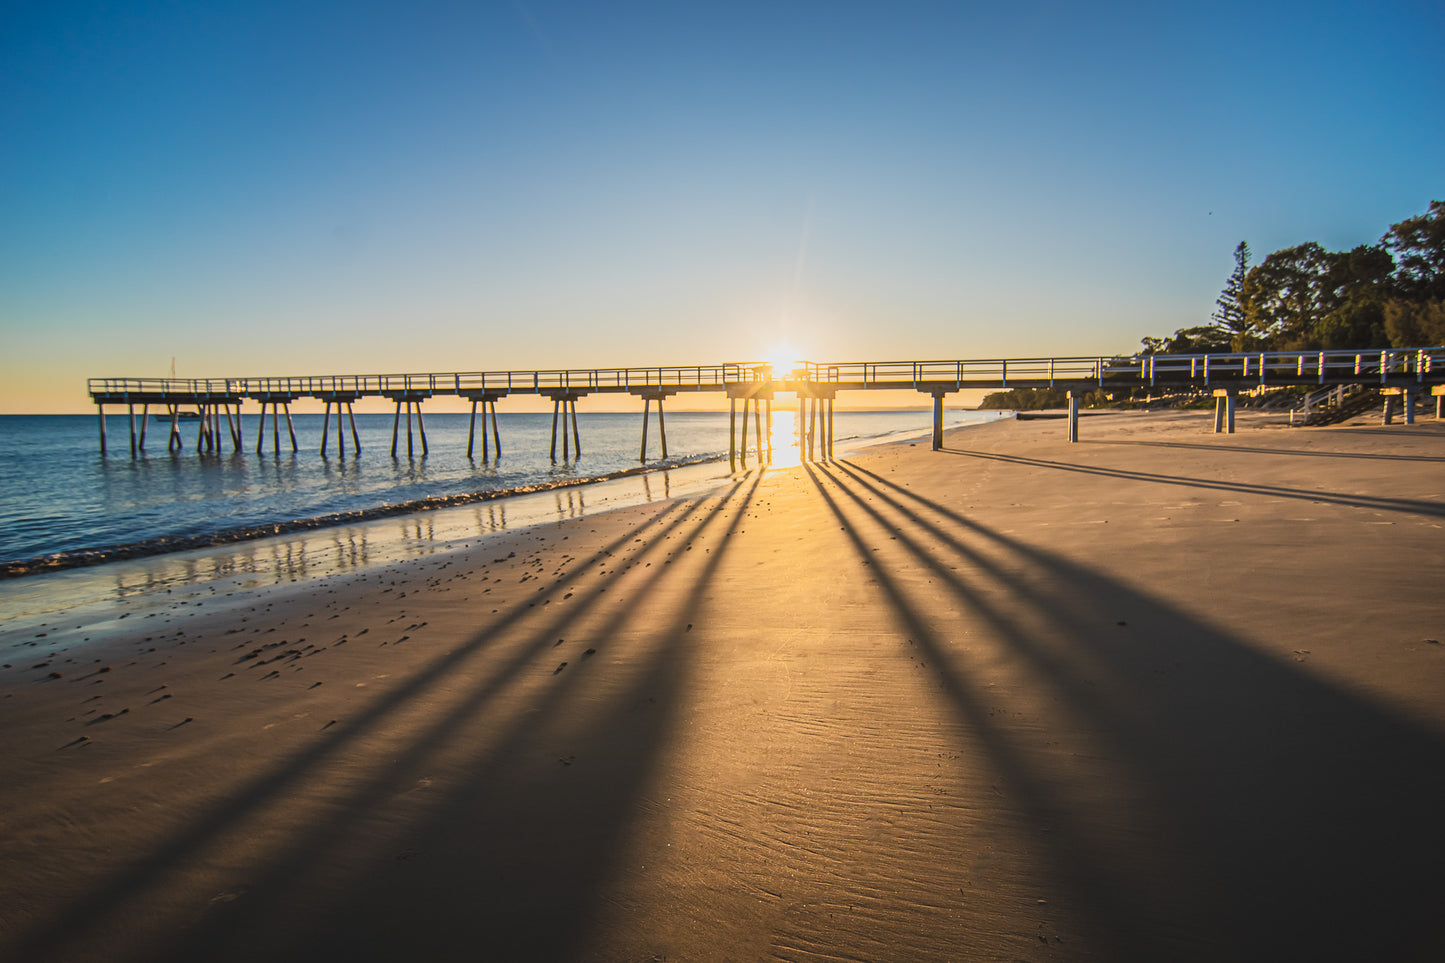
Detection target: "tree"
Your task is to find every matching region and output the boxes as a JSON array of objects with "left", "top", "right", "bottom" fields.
[
  {"left": 1212, "top": 241, "right": 1251, "bottom": 346},
  {"left": 1131, "top": 201, "right": 1441, "bottom": 357},
  {"left": 1384, "top": 299, "right": 1445, "bottom": 346},
  {"left": 1382, "top": 200, "right": 1445, "bottom": 302},
  {"left": 1381, "top": 200, "right": 1445, "bottom": 347},
  {"left": 1140, "top": 325, "right": 1232, "bottom": 355},
  {"left": 1241, "top": 242, "right": 1333, "bottom": 348},
  {"left": 1240, "top": 242, "right": 1392, "bottom": 349}
]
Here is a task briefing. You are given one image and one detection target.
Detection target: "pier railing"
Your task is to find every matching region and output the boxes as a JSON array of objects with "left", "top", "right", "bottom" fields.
[
  {"left": 89, "top": 347, "right": 1443, "bottom": 404},
  {"left": 800, "top": 347, "right": 1441, "bottom": 389},
  {"left": 799, "top": 356, "right": 1115, "bottom": 388},
  {"left": 88, "top": 363, "right": 774, "bottom": 401}
]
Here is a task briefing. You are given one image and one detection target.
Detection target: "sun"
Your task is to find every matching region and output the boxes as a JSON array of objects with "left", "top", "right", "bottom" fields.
[{"left": 762, "top": 344, "right": 803, "bottom": 378}]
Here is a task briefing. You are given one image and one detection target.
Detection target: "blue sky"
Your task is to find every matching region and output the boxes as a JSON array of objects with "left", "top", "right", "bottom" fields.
[{"left": 2, "top": 0, "right": 1441, "bottom": 411}]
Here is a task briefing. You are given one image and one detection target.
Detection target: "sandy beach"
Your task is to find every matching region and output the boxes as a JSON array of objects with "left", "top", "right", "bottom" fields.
[{"left": 2, "top": 411, "right": 1443, "bottom": 962}]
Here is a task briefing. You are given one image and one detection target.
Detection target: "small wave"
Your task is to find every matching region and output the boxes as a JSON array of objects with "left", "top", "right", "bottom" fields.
[{"left": 0, "top": 454, "right": 722, "bottom": 580}]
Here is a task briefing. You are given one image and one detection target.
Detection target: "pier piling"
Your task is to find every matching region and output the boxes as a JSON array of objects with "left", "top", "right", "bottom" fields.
[
  {"left": 467, "top": 400, "right": 478, "bottom": 458},
  {"left": 489, "top": 399, "right": 501, "bottom": 458},
  {"left": 461, "top": 393, "right": 505, "bottom": 460},
  {"left": 729, "top": 399, "right": 738, "bottom": 471},
  {"left": 387, "top": 393, "right": 430, "bottom": 458},
  {"left": 740, "top": 398, "right": 750, "bottom": 468},
  {"left": 1213, "top": 390, "right": 1237, "bottom": 434},
  {"left": 757, "top": 393, "right": 768, "bottom": 462},
  {"left": 638, "top": 392, "right": 672, "bottom": 462},
  {"left": 931, "top": 392, "right": 944, "bottom": 451},
  {"left": 545, "top": 393, "right": 584, "bottom": 462}
]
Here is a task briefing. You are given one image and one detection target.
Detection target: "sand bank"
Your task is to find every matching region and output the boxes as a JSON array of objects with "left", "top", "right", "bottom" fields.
[{"left": 2, "top": 411, "right": 1442, "bottom": 962}]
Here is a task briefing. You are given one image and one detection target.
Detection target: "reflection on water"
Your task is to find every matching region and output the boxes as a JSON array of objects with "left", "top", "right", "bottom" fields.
[{"left": 554, "top": 489, "right": 587, "bottom": 519}]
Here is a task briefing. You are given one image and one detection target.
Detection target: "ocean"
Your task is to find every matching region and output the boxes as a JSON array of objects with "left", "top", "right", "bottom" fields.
[{"left": 0, "top": 408, "right": 1004, "bottom": 572}]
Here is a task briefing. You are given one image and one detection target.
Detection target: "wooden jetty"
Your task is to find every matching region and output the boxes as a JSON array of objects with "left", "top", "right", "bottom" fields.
[{"left": 88, "top": 348, "right": 1444, "bottom": 463}]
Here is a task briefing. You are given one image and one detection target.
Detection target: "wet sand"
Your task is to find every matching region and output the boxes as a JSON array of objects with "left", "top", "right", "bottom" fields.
[{"left": 2, "top": 411, "right": 1443, "bottom": 962}]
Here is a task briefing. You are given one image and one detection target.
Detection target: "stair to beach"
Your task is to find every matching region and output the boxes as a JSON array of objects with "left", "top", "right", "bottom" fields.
[{"left": 1291, "top": 385, "right": 1379, "bottom": 426}]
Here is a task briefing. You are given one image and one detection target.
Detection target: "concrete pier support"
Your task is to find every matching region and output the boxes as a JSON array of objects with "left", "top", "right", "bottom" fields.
[
  {"left": 319, "top": 394, "right": 361, "bottom": 456},
  {"left": 728, "top": 381, "right": 774, "bottom": 470},
  {"left": 1213, "top": 390, "right": 1236, "bottom": 434},
  {"left": 194, "top": 404, "right": 211, "bottom": 452},
  {"left": 795, "top": 397, "right": 805, "bottom": 462},
  {"left": 544, "top": 392, "right": 585, "bottom": 461},
  {"left": 760, "top": 397, "right": 771, "bottom": 461},
  {"left": 166, "top": 405, "right": 182, "bottom": 452},
  {"left": 222, "top": 402, "right": 242, "bottom": 452},
  {"left": 829, "top": 399, "right": 835, "bottom": 459},
  {"left": 788, "top": 386, "right": 834, "bottom": 462},
  {"left": 808, "top": 397, "right": 817, "bottom": 460},
  {"left": 765, "top": 399, "right": 773, "bottom": 462},
  {"left": 1382, "top": 387, "right": 1416, "bottom": 425},
  {"left": 256, "top": 396, "right": 300, "bottom": 455},
  {"left": 384, "top": 393, "right": 430, "bottom": 458},
  {"left": 637, "top": 390, "right": 674, "bottom": 462},
  {"left": 730, "top": 398, "right": 739, "bottom": 471},
  {"left": 921, "top": 389, "right": 952, "bottom": 450},
  {"left": 461, "top": 392, "right": 505, "bottom": 460}
]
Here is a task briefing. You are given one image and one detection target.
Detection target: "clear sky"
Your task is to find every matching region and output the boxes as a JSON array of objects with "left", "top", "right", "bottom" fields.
[{"left": 2, "top": 0, "right": 1441, "bottom": 412}]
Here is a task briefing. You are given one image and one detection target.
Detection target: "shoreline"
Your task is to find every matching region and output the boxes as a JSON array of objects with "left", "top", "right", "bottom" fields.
[
  {"left": 0, "top": 415, "right": 999, "bottom": 646},
  {"left": 0, "top": 453, "right": 725, "bottom": 580},
  {"left": 0, "top": 410, "right": 1007, "bottom": 581}
]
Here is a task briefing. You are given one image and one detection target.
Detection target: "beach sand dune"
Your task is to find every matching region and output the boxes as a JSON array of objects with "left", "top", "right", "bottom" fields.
[{"left": 2, "top": 412, "right": 1443, "bottom": 962}]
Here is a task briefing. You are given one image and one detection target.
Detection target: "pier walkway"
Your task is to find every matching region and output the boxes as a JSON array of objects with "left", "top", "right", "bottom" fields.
[{"left": 88, "top": 347, "right": 1444, "bottom": 464}]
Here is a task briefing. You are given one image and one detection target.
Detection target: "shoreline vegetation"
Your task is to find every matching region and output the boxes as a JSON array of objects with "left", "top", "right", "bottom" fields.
[
  {"left": 3, "top": 411, "right": 1441, "bottom": 961},
  {"left": 972, "top": 200, "right": 1444, "bottom": 418},
  {"left": 1140, "top": 200, "right": 1444, "bottom": 356}
]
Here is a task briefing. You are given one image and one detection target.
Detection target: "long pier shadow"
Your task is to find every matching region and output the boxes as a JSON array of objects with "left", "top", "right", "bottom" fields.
[
  {"left": 807, "top": 459, "right": 1445, "bottom": 961},
  {"left": 5, "top": 476, "right": 760, "bottom": 963},
  {"left": 939, "top": 445, "right": 1445, "bottom": 518},
  {"left": 142, "top": 472, "right": 762, "bottom": 962},
  {"left": 1092, "top": 436, "right": 1445, "bottom": 464}
]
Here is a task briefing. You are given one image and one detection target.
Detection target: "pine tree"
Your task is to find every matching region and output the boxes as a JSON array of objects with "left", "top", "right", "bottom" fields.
[{"left": 1211, "top": 241, "right": 1250, "bottom": 342}]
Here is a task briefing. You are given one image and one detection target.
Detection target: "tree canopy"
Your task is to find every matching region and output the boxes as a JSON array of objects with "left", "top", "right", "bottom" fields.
[{"left": 1141, "top": 201, "right": 1444, "bottom": 354}]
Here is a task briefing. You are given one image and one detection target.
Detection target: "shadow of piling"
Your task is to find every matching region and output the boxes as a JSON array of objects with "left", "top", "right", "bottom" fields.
[
  {"left": 5, "top": 478, "right": 761, "bottom": 963},
  {"left": 806, "top": 458, "right": 1445, "bottom": 961}
]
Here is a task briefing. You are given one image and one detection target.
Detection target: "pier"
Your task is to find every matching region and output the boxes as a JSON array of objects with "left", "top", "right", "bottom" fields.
[{"left": 89, "top": 347, "right": 1444, "bottom": 462}]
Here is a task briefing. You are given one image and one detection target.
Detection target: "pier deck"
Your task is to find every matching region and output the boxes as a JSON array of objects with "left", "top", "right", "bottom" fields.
[{"left": 88, "top": 347, "right": 1444, "bottom": 461}]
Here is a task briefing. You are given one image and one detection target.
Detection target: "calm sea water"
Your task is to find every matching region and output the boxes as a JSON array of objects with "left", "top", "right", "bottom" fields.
[{"left": 0, "top": 408, "right": 1002, "bottom": 569}]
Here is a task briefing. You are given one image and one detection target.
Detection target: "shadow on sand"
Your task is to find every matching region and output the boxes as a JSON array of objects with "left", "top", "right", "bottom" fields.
[
  {"left": 6, "top": 476, "right": 762, "bottom": 963},
  {"left": 938, "top": 444, "right": 1445, "bottom": 518},
  {"left": 805, "top": 458, "right": 1445, "bottom": 961}
]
